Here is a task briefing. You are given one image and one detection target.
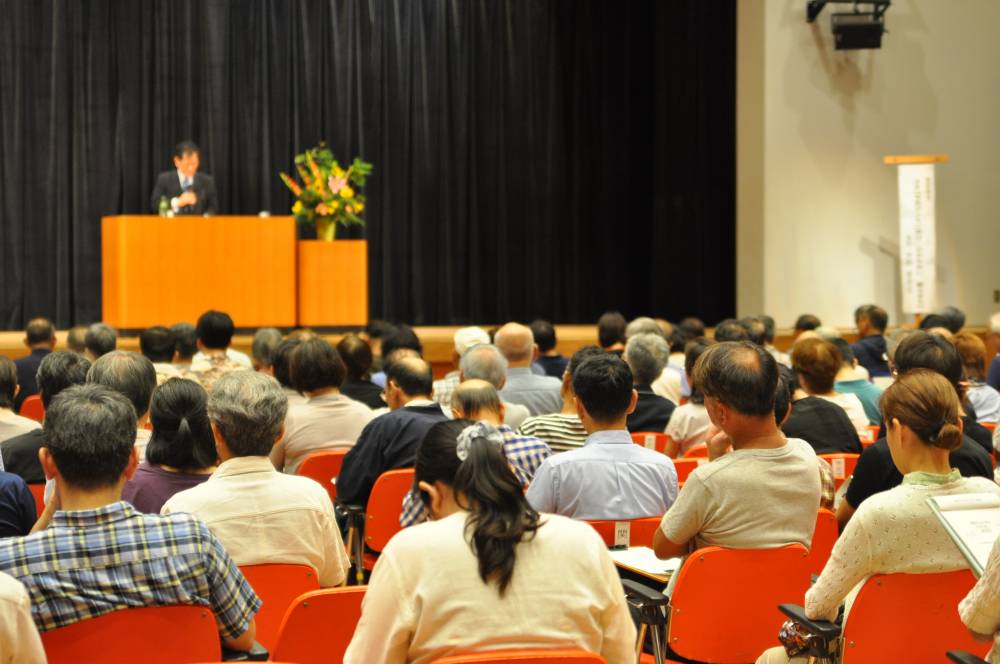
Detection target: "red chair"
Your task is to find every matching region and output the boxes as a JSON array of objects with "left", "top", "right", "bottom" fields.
[
  {"left": 41, "top": 605, "right": 220, "bottom": 664},
  {"left": 20, "top": 394, "right": 44, "bottom": 422},
  {"left": 682, "top": 444, "right": 708, "bottom": 458},
  {"left": 862, "top": 424, "right": 880, "bottom": 448},
  {"left": 672, "top": 458, "right": 700, "bottom": 486},
  {"left": 818, "top": 453, "right": 860, "bottom": 490},
  {"left": 807, "top": 508, "right": 838, "bottom": 576},
  {"left": 27, "top": 484, "right": 45, "bottom": 517},
  {"left": 342, "top": 468, "right": 415, "bottom": 581},
  {"left": 982, "top": 422, "right": 997, "bottom": 433},
  {"left": 631, "top": 432, "right": 669, "bottom": 454},
  {"left": 297, "top": 449, "right": 349, "bottom": 503},
  {"left": 271, "top": 587, "right": 366, "bottom": 664},
  {"left": 432, "top": 650, "right": 606, "bottom": 663},
  {"left": 586, "top": 517, "right": 662, "bottom": 548},
  {"left": 238, "top": 564, "right": 320, "bottom": 652},
  {"left": 782, "top": 571, "right": 990, "bottom": 662}
]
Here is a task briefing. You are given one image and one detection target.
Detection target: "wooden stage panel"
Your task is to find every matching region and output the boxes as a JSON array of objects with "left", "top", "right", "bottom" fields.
[{"left": 102, "top": 215, "right": 297, "bottom": 328}]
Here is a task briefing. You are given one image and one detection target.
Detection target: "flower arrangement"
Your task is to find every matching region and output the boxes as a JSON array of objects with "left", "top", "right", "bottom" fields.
[{"left": 279, "top": 143, "right": 373, "bottom": 240}]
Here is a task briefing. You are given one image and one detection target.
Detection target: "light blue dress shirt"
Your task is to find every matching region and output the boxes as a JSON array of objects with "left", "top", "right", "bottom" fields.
[
  {"left": 525, "top": 429, "right": 678, "bottom": 520},
  {"left": 500, "top": 367, "right": 562, "bottom": 416}
]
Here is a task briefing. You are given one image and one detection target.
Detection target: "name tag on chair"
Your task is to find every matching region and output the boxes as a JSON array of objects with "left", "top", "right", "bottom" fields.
[
  {"left": 614, "top": 521, "right": 631, "bottom": 548},
  {"left": 832, "top": 458, "right": 846, "bottom": 479},
  {"left": 644, "top": 434, "right": 657, "bottom": 450}
]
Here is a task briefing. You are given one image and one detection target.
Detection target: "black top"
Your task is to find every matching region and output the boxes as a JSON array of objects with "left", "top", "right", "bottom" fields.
[
  {"left": 851, "top": 335, "right": 890, "bottom": 378},
  {"left": 845, "top": 435, "right": 994, "bottom": 510},
  {"left": 1, "top": 429, "right": 45, "bottom": 484},
  {"left": 535, "top": 355, "right": 569, "bottom": 379},
  {"left": 340, "top": 380, "right": 387, "bottom": 410},
  {"left": 0, "top": 472, "right": 37, "bottom": 538},
  {"left": 149, "top": 171, "right": 219, "bottom": 215},
  {"left": 781, "top": 396, "right": 863, "bottom": 455},
  {"left": 627, "top": 386, "right": 676, "bottom": 434},
  {"left": 13, "top": 348, "right": 50, "bottom": 413},
  {"left": 336, "top": 403, "right": 448, "bottom": 507}
]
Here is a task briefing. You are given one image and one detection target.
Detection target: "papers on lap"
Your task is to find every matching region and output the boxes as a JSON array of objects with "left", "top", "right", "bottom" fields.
[
  {"left": 928, "top": 493, "right": 1000, "bottom": 577},
  {"left": 609, "top": 547, "right": 682, "bottom": 583}
]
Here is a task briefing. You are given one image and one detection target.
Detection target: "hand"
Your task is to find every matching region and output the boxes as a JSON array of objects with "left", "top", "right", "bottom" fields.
[
  {"left": 706, "top": 428, "right": 733, "bottom": 461},
  {"left": 178, "top": 191, "right": 198, "bottom": 207}
]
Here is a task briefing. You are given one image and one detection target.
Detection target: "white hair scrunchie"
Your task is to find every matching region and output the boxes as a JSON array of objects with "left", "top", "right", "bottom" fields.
[{"left": 455, "top": 420, "right": 505, "bottom": 462}]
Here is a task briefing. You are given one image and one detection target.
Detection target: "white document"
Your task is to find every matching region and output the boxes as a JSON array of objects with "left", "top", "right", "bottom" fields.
[
  {"left": 928, "top": 493, "right": 1000, "bottom": 577},
  {"left": 609, "top": 546, "right": 682, "bottom": 579}
]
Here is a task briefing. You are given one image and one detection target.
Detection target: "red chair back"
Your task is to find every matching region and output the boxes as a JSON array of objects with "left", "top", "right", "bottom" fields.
[
  {"left": 27, "top": 484, "right": 45, "bottom": 517},
  {"left": 982, "top": 422, "right": 997, "bottom": 433},
  {"left": 432, "top": 650, "right": 606, "bottom": 663},
  {"left": 585, "top": 517, "right": 662, "bottom": 548},
  {"left": 239, "top": 564, "right": 320, "bottom": 652},
  {"left": 630, "top": 432, "right": 668, "bottom": 454},
  {"left": 807, "top": 508, "right": 838, "bottom": 576},
  {"left": 863, "top": 424, "right": 881, "bottom": 446},
  {"left": 682, "top": 443, "right": 708, "bottom": 458},
  {"left": 271, "top": 587, "right": 366, "bottom": 664},
  {"left": 297, "top": 449, "right": 349, "bottom": 502},
  {"left": 672, "top": 458, "right": 701, "bottom": 485},
  {"left": 20, "top": 394, "right": 44, "bottom": 422},
  {"left": 840, "top": 571, "right": 989, "bottom": 663},
  {"left": 818, "top": 453, "right": 860, "bottom": 490},
  {"left": 365, "top": 469, "right": 416, "bottom": 554},
  {"left": 668, "top": 545, "right": 812, "bottom": 663},
  {"left": 41, "top": 605, "right": 220, "bottom": 664}
]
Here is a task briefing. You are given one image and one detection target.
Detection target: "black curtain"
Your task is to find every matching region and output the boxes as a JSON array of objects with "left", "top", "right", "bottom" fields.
[{"left": 0, "top": 0, "right": 735, "bottom": 329}]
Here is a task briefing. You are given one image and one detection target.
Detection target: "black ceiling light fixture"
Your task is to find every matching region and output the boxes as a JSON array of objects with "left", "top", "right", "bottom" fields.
[{"left": 807, "top": 0, "right": 891, "bottom": 50}]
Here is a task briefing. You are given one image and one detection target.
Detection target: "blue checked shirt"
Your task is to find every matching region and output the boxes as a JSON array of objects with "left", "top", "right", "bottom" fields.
[
  {"left": 398, "top": 424, "right": 553, "bottom": 527},
  {"left": 0, "top": 501, "right": 261, "bottom": 637}
]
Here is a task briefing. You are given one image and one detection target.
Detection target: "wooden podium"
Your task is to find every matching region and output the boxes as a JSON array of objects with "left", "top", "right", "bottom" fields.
[
  {"left": 102, "top": 215, "right": 297, "bottom": 328},
  {"left": 297, "top": 240, "right": 369, "bottom": 327}
]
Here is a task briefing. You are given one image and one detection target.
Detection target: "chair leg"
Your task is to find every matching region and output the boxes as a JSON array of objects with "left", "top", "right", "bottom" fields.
[
  {"left": 352, "top": 526, "right": 365, "bottom": 585},
  {"left": 635, "top": 624, "right": 647, "bottom": 664}
]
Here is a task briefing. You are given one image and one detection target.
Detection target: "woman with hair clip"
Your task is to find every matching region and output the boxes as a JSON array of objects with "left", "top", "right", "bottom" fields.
[
  {"left": 757, "top": 369, "right": 1000, "bottom": 663},
  {"left": 122, "top": 377, "right": 217, "bottom": 513},
  {"left": 344, "top": 419, "right": 635, "bottom": 664}
]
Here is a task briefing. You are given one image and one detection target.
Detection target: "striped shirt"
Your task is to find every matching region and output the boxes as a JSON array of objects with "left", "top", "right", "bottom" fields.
[
  {"left": 398, "top": 425, "right": 553, "bottom": 527},
  {"left": 0, "top": 501, "right": 260, "bottom": 637},
  {"left": 517, "top": 413, "right": 588, "bottom": 453}
]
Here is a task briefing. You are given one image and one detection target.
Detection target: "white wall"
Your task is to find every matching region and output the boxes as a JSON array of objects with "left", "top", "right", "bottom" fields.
[{"left": 737, "top": 0, "right": 1000, "bottom": 328}]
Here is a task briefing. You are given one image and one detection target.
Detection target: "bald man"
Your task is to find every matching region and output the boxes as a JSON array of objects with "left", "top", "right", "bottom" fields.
[{"left": 493, "top": 323, "right": 562, "bottom": 416}]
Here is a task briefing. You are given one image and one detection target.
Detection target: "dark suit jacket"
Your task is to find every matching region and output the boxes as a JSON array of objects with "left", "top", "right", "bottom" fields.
[
  {"left": 13, "top": 348, "right": 50, "bottom": 413},
  {"left": 149, "top": 171, "right": 218, "bottom": 215},
  {"left": 627, "top": 386, "right": 676, "bottom": 433}
]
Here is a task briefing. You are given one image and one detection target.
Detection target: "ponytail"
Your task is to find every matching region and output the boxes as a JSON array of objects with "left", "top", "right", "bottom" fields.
[{"left": 881, "top": 369, "right": 964, "bottom": 452}]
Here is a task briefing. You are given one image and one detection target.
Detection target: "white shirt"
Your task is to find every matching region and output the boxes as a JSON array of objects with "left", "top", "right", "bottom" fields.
[
  {"left": 0, "top": 409, "right": 40, "bottom": 445},
  {"left": 665, "top": 402, "right": 712, "bottom": 453},
  {"left": 344, "top": 511, "right": 635, "bottom": 664},
  {"left": 192, "top": 348, "right": 253, "bottom": 369},
  {"left": 274, "top": 392, "right": 375, "bottom": 473},
  {"left": 162, "top": 456, "right": 349, "bottom": 587},
  {"left": 0, "top": 572, "right": 45, "bottom": 664},
  {"left": 817, "top": 392, "right": 870, "bottom": 436},
  {"left": 651, "top": 367, "right": 682, "bottom": 405}
]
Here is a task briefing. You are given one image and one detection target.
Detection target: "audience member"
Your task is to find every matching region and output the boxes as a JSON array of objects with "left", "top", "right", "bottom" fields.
[
  {"left": 791, "top": 338, "right": 869, "bottom": 435},
  {"left": 272, "top": 338, "right": 307, "bottom": 407},
  {"left": 1, "top": 384, "right": 260, "bottom": 650},
  {"left": 0, "top": 464, "right": 35, "bottom": 538},
  {"left": 370, "top": 324, "right": 423, "bottom": 388},
  {"left": 597, "top": 311, "right": 627, "bottom": 354},
  {"left": 624, "top": 333, "right": 676, "bottom": 432},
  {"left": 2, "top": 352, "right": 90, "bottom": 483},
  {"left": 84, "top": 322, "right": 117, "bottom": 360},
  {"left": 139, "top": 325, "right": 182, "bottom": 385},
  {"left": 526, "top": 353, "right": 677, "bottom": 519},
  {"left": 0, "top": 358, "right": 41, "bottom": 444},
  {"left": 758, "top": 369, "right": 1000, "bottom": 664},
  {"left": 714, "top": 318, "right": 750, "bottom": 343},
  {"left": 87, "top": 351, "right": 157, "bottom": 461},
  {"left": 187, "top": 310, "right": 249, "bottom": 390},
  {"left": 337, "top": 334, "right": 387, "bottom": 409},
  {"left": 494, "top": 323, "right": 562, "bottom": 416},
  {"left": 664, "top": 338, "right": 715, "bottom": 457},
  {"left": 250, "top": 327, "right": 283, "bottom": 374},
  {"left": 122, "top": 378, "right": 216, "bottom": 514},
  {"left": 360, "top": 319, "right": 397, "bottom": 372},
  {"left": 678, "top": 317, "right": 706, "bottom": 341},
  {"left": 170, "top": 322, "right": 198, "bottom": 369},
  {"left": 739, "top": 316, "right": 768, "bottom": 346},
  {"left": 839, "top": 331, "right": 994, "bottom": 528},
  {"left": 954, "top": 331, "right": 1000, "bottom": 424},
  {"left": 759, "top": 314, "right": 790, "bottom": 366},
  {"left": 66, "top": 325, "right": 88, "bottom": 355},
  {"left": 831, "top": 338, "right": 882, "bottom": 426},
  {"left": 458, "top": 344, "right": 531, "bottom": 428},
  {"left": 793, "top": 314, "right": 821, "bottom": 338},
  {"left": 345, "top": 418, "right": 634, "bottom": 663},
  {"left": 433, "top": 326, "right": 491, "bottom": 409},
  {"left": 0, "top": 571, "right": 45, "bottom": 663},
  {"left": 163, "top": 371, "right": 349, "bottom": 586},
  {"left": 530, "top": 319, "right": 568, "bottom": 378},
  {"left": 851, "top": 304, "right": 890, "bottom": 378},
  {"left": 626, "top": 316, "right": 684, "bottom": 405},
  {"left": 935, "top": 305, "right": 966, "bottom": 334},
  {"left": 338, "top": 357, "right": 447, "bottom": 507},
  {"left": 780, "top": 366, "right": 862, "bottom": 455},
  {"left": 517, "top": 346, "right": 601, "bottom": 453},
  {"left": 270, "top": 338, "right": 375, "bottom": 473},
  {"left": 399, "top": 380, "right": 551, "bottom": 527},
  {"left": 13, "top": 318, "right": 55, "bottom": 412}
]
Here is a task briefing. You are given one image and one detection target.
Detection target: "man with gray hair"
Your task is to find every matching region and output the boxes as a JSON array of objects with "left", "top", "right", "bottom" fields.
[
  {"left": 624, "top": 333, "right": 676, "bottom": 432},
  {"left": 494, "top": 322, "right": 561, "bottom": 416},
  {"left": 163, "top": 371, "right": 349, "bottom": 588},
  {"left": 84, "top": 323, "right": 117, "bottom": 360},
  {"left": 627, "top": 316, "right": 686, "bottom": 406},
  {"left": 87, "top": 351, "right": 157, "bottom": 461},
  {"left": 433, "top": 326, "right": 491, "bottom": 410},
  {"left": 459, "top": 343, "right": 530, "bottom": 428},
  {"left": 251, "top": 327, "right": 283, "bottom": 375}
]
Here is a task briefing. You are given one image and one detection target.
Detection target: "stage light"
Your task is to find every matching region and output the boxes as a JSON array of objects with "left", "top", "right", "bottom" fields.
[{"left": 806, "top": 1, "right": 890, "bottom": 51}]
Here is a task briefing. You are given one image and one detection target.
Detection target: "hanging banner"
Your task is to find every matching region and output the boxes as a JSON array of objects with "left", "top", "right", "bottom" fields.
[{"left": 897, "top": 164, "right": 936, "bottom": 314}]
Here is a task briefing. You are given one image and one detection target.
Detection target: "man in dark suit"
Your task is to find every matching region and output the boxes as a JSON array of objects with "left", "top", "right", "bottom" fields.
[
  {"left": 13, "top": 318, "right": 55, "bottom": 413},
  {"left": 149, "top": 140, "right": 218, "bottom": 215}
]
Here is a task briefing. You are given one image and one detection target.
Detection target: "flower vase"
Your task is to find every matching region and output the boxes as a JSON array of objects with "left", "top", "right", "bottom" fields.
[{"left": 316, "top": 217, "right": 336, "bottom": 241}]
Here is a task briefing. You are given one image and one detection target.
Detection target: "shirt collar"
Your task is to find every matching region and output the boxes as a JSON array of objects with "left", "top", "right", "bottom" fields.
[
  {"left": 52, "top": 501, "right": 136, "bottom": 529},
  {"left": 902, "top": 469, "right": 962, "bottom": 486},
  {"left": 584, "top": 429, "right": 632, "bottom": 446},
  {"left": 212, "top": 455, "right": 276, "bottom": 479},
  {"left": 403, "top": 399, "right": 437, "bottom": 409}
]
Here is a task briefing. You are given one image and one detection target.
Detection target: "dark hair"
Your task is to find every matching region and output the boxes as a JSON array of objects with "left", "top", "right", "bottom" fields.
[
  {"left": 67, "top": 325, "right": 88, "bottom": 353},
  {"left": 566, "top": 345, "right": 606, "bottom": 378},
  {"left": 25, "top": 318, "right": 55, "bottom": 345},
  {"left": 290, "top": 338, "right": 347, "bottom": 392},
  {"left": 416, "top": 420, "right": 541, "bottom": 596},
  {"left": 196, "top": 310, "right": 235, "bottom": 349},
  {"left": 953, "top": 332, "right": 988, "bottom": 382},
  {"left": 678, "top": 317, "right": 706, "bottom": 341},
  {"left": 529, "top": 320, "right": 557, "bottom": 353},
  {"left": 774, "top": 366, "right": 794, "bottom": 425},
  {"left": 918, "top": 314, "right": 950, "bottom": 331},
  {"left": 337, "top": 335, "right": 374, "bottom": 381},
  {"left": 936, "top": 306, "right": 966, "bottom": 334},
  {"left": 85, "top": 323, "right": 117, "bottom": 358},
  {"left": 758, "top": 315, "right": 777, "bottom": 343},
  {"left": 791, "top": 338, "right": 842, "bottom": 394},
  {"left": 739, "top": 317, "right": 767, "bottom": 346},
  {"left": 272, "top": 338, "right": 302, "bottom": 389},
  {"left": 714, "top": 319, "right": 750, "bottom": 343},
  {"left": 881, "top": 369, "right": 962, "bottom": 451},
  {"left": 173, "top": 140, "right": 199, "bottom": 159},
  {"left": 597, "top": 311, "right": 627, "bottom": 348},
  {"left": 381, "top": 324, "right": 423, "bottom": 361},
  {"left": 364, "top": 320, "right": 397, "bottom": 341},
  {"left": 794, "top": 314, "right": 822, "bottom": 333},
  {"left": 251, "top": 328, "right": 283, "bottom": 368},
  {"left": 854, "top": 305, "right": 888, "bottom": 332},
  {"left": 139, "top": 326, "right": 176, "bottom": 363},
  {"left": 694, "top": 341, "right": 778, "bottom": 417},
  {"left": 572, "top": 353, "right": 634, "bottom": 423},
  {"left": 146, "top": 378, "right": 216, "bottom": 470},
  {"left": 36, "top": 351, "right": 92, "bottom": 408},
  {"left": 893, "top": 331, "right": 963, "bottom": 394},
  {"left": 0, "top": 357, "right": 15, "bottom": 409},
  {"left": 171, "top": 323, "right": 198, "bottom": 360},
  {"left": 830, "top": 337, "right": 855, "bottom": 365},
  {"left": 684, "top": 337, "right": 715, "bottom": 405},
  {"left": 386, "top": 357, "right": 433, "bottom": 397},
  {"left": 45, "top": 384, "right": 137, "bottom": 490},
  {"left": 667, "top": 327, "right": 687, "bottom": 354},
  {"left": 86, "top": 351, "right": 157, "bottom": 419}
]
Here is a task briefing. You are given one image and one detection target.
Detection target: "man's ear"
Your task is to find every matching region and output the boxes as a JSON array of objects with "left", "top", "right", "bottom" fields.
[
  {"left": 123, "top": 447, "right": 140, "bottom": 481},
  {"left": 496, "top": 402, "right": 506, "bottom": 423},
  {"left": 625, "top": 389, "right": 639, "bottom": 416},
  {"left": 39, "top": 448, "right": 58, "bottom": 481}
]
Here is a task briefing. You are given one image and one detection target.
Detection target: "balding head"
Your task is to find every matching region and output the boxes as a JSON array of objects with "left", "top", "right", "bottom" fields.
[
  {"left": 693, "top": 341, "right": 778, "bottom": 418},
  {"left": 385, "top": 356, "right": 434, "bottom": 409},
  {"left": 493, "top": 323, "right": 535, "bottom": 367},
  {"left": 451, "top": 379, "right": 503, "bottom": 423}
]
